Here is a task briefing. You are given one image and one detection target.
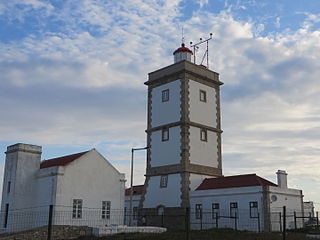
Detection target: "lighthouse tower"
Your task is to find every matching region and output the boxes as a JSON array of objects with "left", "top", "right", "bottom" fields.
[{"left": 139, "top": 43, "right": 223, "bottom": 227}]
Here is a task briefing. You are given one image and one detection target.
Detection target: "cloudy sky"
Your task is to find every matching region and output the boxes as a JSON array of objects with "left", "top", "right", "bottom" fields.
[{"left": 0, "top": 0, "right": 319, "bottom": 209}]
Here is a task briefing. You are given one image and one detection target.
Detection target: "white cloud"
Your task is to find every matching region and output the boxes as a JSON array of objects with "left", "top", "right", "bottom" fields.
[{"left": 1, "top": 0, "right": 320, "bottom": 207}]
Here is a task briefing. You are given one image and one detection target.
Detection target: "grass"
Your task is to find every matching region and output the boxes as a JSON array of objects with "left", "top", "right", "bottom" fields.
[{"left": 77, "top": 228, "right": 313, "bottom": 240}]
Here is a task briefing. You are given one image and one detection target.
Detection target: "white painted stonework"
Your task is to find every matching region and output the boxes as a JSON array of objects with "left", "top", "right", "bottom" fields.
[
  {"left": 0, "top": 144, "right": 126, "bottom": 233},
  {"left": 188, "top": 79, "right": 217, "bottom": 128},
  {"left": 143, "top": 174, "right": 181, "bottom": 208},
  {"left": 189, "top": 126, "right": 218, "bottom": 167},
  {"left": 151, "top": 80, "right": 181, "bottom": 128},
  {"left": 150, "top": 126, "right": 181, "bottom": 167}
]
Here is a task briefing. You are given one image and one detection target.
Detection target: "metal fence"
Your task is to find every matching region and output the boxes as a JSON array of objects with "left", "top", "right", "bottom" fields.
[{"left": 0, "top": 205, "right": 318, "bottom": 239}]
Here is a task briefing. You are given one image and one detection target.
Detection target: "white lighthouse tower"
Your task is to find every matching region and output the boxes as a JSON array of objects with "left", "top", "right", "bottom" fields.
[{"left": 139, "top": 42, "right": 223, "bottom": 227}]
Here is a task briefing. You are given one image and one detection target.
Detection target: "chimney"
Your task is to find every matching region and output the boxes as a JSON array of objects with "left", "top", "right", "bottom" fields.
[{"left": 276, "top": 170, "right": 288, "bottom": 188}]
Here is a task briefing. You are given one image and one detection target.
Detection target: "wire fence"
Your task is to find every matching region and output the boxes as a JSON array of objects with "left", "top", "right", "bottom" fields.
[{"left": 0, "top": 205, "right": 318, "bottom": 239}]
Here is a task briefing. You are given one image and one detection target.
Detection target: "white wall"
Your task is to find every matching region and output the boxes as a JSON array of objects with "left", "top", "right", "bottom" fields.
[
  {"left": 143, "top": 174, "right": 181, "bottom": 208},
  {"left": 54, "top": 150, "right": 125, "bottom": 227},
  {"left": 189, "top": 126, "right": 218, "bottom": 167},
  {"left": 190, "top": 186, "right": 264, "bottom": 231},
  {"left": 189, "top": 79, "right": 217, "bottom": 128},
  {"left": 150, "top": 126, "right": 181, "bottom": 167},
  {"left": 269, "top": 186, "right": 303, "bottom": 230},
  {"left": 151, "top": 80, "right": 181, "bottom": 127}
]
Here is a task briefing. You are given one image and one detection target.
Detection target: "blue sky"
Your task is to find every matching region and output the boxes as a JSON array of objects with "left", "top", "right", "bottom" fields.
[{"left": 0, "top": 0, "right": 320, "bottom": 209}]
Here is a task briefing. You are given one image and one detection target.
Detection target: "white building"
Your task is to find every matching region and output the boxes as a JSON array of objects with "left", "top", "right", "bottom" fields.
[
  {"left": 133, "top": 43, "right": 306, "bottom": 231},
  {"left": 190, "top": 171, "right": 304, "bottom": 232},
  {"left": 0, "top": 143, "right": 126, "bottom": 233},
  {"left": 127, "top": 170, "right": 304, "bottom": 231}
]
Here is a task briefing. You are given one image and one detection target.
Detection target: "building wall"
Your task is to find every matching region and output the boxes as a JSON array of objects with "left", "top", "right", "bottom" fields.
[
  {"left": 188, "top": 79, "right": 217, "bottom": 127},
  {"left": 151, "top": 80, "right": 181, "bottom": 128},
  {"left": 124, "top": 194, "right": 141, "bottom": 226},
  {"left": 190, "top": 186, "right": 264, "bottom": 231},
  {"left": 54, "top": 150, "right": 125, "bottom": 227},
  {"left": 143, "top": 174, "right": 181, "bottom": 208},
  {"left": 189, "top": 126, "right": 218, "bottom": 167},
  {"left": 150, "top": 126, "right": 181, "bottom": 167},
  {"left": 36, "top": 166, "right": 60, "bottom": 207},
  {"left": 268, "top": 186, "right": 304, "bottom": 230},
  {"left": 0, "top": 144, "right": 42, "bottom": 233}
]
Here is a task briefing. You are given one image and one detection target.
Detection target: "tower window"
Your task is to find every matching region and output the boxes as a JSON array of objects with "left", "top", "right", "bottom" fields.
[
  {"left": 200, "top": 90, "right": 207, "bottom": 102},
  {"left": 162, "top": 128, "right": 169, "bottom": 141},
  {"left": 162, "top": 89, "right": 169, "bottom": 102},
  {"left": 160, "top": 175, "right": 168, "bottom": 188},
  {"left": 72, "top": 199, "right": 83, "bottom": 219},
  {"left": 200, "top": 129, "right": 207, "bottom": 142}
]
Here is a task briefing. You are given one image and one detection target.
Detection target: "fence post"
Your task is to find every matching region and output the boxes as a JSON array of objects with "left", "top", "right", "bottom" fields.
[
  {"left": 257, "top": 212, "right": 261, "bottom": 232},
  {"left": 185, "top": 207, "right": 190, "bottom": 240},
  {"left": 317, "top": 212, "right": 319, "bottom": 229},
  {"left": 282, "top": 206, "right": 286, "bottom": 240},
  {"left": 200, "top": 210, "right": 203, "bottom": 230},
  {"left": 234, "top": 212, "right": 237, "bottom": 231},
  {"left": 294, "top": 211, "right": 297, "bottom": 230},
  {"left": 215, "top": 213, "right": 219, "bottom": 228},
  {"left": 47, "top": 205, "right": 53, "bottom": 240}
]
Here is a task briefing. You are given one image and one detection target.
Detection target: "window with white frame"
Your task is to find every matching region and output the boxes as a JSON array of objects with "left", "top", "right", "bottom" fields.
[
  {"left": 102, "top": 201, "right": 111, "bottom": 219},
  {"left": 200, "top": 90, "right": 207, "bottom": 102},
  {"left": 212, "top": 203, "right": 219, "bottom": 219},
  {"left": 160, "top": 175, "right": 168, "bottom": 188},
  {"left": 72, "top": 199, "right": 83, "bottom": 219},
  {"left": 195, "top": 204, "right": 202, "bottom": 219},
  {"left": 249, "top": 201, "right": 258, "bottom": 218},
  {"left": 230, "top": 202, "right": 238, "bottom": 218},
  {"left": 162, "top": 89, "right": 169, "bottom": 102},
  {"left": 200, "top": 129, "right": 207, "bottom": 142},
  {"left": 162, "top": 128, "right": 169, "bottom": 141}
]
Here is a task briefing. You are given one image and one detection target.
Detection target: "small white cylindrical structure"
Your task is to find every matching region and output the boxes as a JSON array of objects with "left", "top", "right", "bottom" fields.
[
  {"left": 173, "top": 43, "right": 193, "bottom": 63},
  {"left": 276, "top": 170, "right": 288, "bottom": 188}
]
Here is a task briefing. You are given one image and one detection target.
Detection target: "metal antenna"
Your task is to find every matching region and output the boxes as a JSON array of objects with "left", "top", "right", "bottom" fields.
[
  {"left": 181, "top": 27, "right": 185, "bottom": 44},
  {"left": 190, "top": 33, "right": 213, "bottom": 68}
]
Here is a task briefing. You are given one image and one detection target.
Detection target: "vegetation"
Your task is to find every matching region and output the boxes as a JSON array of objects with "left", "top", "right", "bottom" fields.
[{"left": 77, "top": 228, "right": 313, "bottom": 240}]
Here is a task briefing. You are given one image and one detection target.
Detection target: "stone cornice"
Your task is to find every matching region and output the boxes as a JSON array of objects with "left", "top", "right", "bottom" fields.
[{"left": 146, "top": 120, "right": 222, "bottom": 133}]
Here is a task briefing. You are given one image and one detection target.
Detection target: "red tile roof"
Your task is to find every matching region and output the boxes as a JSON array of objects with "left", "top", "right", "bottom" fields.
[
  {"left": 196, "top": 174, "right": 277, "bottom": 191},
  {"left": 40, "top": 151, "right": 89, "bottom": 169},
  {"left": 125, "top": 185, "right": 144, "bottom": 196}
]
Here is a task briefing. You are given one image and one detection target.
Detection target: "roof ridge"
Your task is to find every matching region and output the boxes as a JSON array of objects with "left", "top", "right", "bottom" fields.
[
  {"left": 42, "top": 150, "right": 90, "bottom": 162},
  {"left": 40, "top": 150, "right": 90, "bottom": 169}
]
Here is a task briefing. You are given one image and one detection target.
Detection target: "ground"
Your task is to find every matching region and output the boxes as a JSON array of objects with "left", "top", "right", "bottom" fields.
[{"left": 77, "top": 228, "right": 313, "bottom": 240}]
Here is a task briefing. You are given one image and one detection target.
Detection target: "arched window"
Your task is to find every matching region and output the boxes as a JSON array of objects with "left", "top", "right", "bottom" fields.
[{"left": 157, "top": 205, "right": 165, "bottom": 216}]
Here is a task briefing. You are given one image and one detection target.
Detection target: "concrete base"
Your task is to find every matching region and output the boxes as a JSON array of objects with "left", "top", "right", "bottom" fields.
[{"left": 93, "top": 226, "right": 167, "bottom": 236}]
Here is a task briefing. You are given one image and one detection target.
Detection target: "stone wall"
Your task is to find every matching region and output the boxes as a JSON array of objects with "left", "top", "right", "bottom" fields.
[{"left": 0, "top": 225, "right": 92, "bottom": 240}]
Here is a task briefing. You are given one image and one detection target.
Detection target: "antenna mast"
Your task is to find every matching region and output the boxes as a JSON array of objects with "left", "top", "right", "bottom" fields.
[{"left": 190, "top": 33, "right": 213, "bottom": 68}]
